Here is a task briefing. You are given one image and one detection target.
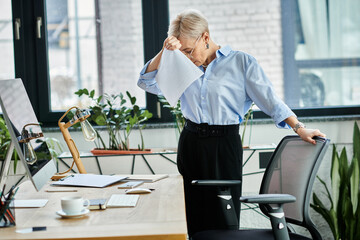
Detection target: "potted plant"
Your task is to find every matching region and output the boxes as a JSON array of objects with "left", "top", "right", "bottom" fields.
[
  {"left": 311, "top": 122, "right": 360, "bottom": 240},
  {"left": 74, "top": 88, "right": 153, "bottom": 155}
]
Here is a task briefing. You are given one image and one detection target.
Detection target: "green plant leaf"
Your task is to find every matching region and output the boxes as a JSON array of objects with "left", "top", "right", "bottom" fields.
[
  {"left": 74, "top": 89, "right": 84, "bottom": 96},
  {"left": 94, "top": 115, "right": 107, "bottom": 126},
  {"left": 339, "top": 147, "right": 349, "bottom": 184},
  {"left": 330, "top": 145, "right": 340, "bottom": 210},
  {"left": 355, "top": 204, "right": 360, "bottom": 240},
  {"left": 340, "top": 186, "right": 351, "bottom": 239},
  {"left": 133, "top": 105, "right": 140, "bottom": 113},
  {"left": 342, "top": 193, "right": 354, "bottom": 240},
  {"left": 316, "top": 175, "right": 334, "bottom": 208},
  {"left": 97, "top": 95, "right": 103, "bottom": 103},
  {"left": 350, "top": 157, "right": 359, "bottom": 215},
  {"left": 353, "top": 122, "right": 360, "bottom": 164},
  {"left": 311, "top": 192, "right": 338, "bottom": 239},
  {"left": 89, "top": 89, "right": 95, "bottom": 98}
]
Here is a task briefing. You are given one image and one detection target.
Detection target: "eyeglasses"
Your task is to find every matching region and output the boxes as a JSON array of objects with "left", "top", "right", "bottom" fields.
[{"left": 183, "top": 35, "right": 201, "bottom": 59}]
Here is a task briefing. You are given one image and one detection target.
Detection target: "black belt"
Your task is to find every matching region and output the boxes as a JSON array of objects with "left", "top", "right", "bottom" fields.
[{"left": 184, "top": 119, "right": 239, "bottom": 137}]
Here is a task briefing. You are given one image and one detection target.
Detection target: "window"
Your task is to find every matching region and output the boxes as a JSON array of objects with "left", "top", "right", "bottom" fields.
[
  {"left": 46, "top": 0, "right": 145, "bottom": 111},
  {"left": 0, "top": 0, "right": 15, "bottom": 80},
  {"left": 46, "top": 0, "right": 99, "bottom": 111},
  {"left": 282, "top": 0, "right": 360, "bottom": 114}
]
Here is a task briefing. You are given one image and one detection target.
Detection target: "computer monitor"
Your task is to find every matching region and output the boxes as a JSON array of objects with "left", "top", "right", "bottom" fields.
[{"left": 0, "top": 78, "right": 56, "bottom": 191}]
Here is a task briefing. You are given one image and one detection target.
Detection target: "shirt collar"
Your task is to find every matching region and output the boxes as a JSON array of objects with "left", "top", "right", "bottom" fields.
[{"left": 216, "top": 45, "right": 232, "bottom": 58}]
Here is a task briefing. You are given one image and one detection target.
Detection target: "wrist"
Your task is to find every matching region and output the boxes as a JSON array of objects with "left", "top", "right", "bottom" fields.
[{"left": 293, "top": 122, "right": 306, "bottom": 133}]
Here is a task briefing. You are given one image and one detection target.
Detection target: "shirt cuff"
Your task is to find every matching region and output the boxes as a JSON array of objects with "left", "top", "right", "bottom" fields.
[
  {"left": 274, "top": 110, "right": 296, "bottom": 129},
  {"left": 140, "top": 60, "right": 158, "bottom": 80}
]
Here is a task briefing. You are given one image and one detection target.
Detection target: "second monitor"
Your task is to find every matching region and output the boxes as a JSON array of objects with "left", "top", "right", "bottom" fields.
[{"left": 0, "top": 78, "right": 57, "bottom": 191}]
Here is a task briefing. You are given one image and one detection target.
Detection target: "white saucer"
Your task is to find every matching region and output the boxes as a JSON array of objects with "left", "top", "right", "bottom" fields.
[{"left": 56, "top": 208, "right": 90, "bottom": 218}]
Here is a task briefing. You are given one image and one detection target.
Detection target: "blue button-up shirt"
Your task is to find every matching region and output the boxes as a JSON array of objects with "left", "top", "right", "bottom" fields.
[{"left": 138, "top": 45, "right": 295, "bottom": 128}]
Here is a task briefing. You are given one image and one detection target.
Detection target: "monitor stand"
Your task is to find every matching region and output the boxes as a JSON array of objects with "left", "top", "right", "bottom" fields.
[{"left": 0, "top": 141, "right": 26, "bottom": 190}]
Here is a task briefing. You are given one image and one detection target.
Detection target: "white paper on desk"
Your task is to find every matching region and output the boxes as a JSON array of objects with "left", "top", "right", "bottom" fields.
[
  {"left": 51, "top": 174, "right": 127, "bottom": 188},
  {"left": 155, "top": 49, "right": 204, "bottom": 106},
  {"left": 14, "top": 199, "right": 48, "bottom": 208}
]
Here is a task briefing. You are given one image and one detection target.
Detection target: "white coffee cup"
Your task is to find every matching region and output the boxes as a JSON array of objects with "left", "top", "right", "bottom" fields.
[{"left": 61, "top": 196, "right": 90, "bottom": 215}]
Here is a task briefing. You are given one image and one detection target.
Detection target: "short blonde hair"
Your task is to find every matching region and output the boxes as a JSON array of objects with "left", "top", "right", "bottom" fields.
[{"left": 168, "top": 9, "right": 209, "bottom": 39}]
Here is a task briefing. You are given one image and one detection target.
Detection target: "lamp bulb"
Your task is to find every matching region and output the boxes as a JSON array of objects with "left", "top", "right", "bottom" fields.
[
  {"left": 80, "top": 119, "right": 97, "bottom": 141},
  {"left": 24, "top": 142, "right": 37, "bottom": 165}
]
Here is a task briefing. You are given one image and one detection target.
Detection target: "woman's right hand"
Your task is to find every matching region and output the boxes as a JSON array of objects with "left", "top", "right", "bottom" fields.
[
  {"left": 145, "top": 36, "right": 182, "bottom": 73},
  {"left": 163, "top": 36, "right": 182, "bottom": 51}
]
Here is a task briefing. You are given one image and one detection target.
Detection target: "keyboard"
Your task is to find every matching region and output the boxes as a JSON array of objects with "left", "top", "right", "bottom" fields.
[{"left": 106, "top": 194, "right": 139, "bottom": 207}]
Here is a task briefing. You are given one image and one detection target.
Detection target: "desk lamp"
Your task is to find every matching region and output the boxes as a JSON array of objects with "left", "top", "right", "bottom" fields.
[
  {"left": 58, "top": 107, "right": 96, "bottom": 174},
  {"left": 19, "top": 123, "right": 44, "bottom": 165}
]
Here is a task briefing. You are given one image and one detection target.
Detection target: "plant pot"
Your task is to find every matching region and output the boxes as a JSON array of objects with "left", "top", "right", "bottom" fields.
[{"left": 90, "top": 148, "right": 152, "bottom": 155}]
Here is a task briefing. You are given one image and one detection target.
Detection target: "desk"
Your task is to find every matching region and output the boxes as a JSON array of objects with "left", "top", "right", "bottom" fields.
[{"left": 0, "top": 175, "right": 187, "bottom": 240}]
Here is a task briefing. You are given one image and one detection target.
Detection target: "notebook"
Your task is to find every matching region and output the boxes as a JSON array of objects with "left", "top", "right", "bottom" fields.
[
  {"left": 88, "top": 199, "right": 107, "bottom": 210},
  {"left": 106, "top": 194, "right": 139, "bottom": 207},
  {"left": 51, "top": 174, "right": 127, "bottom": 188}
]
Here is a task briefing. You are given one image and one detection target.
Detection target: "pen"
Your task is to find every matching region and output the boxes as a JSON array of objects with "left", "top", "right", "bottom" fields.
[
  {"left": 6, "top": 185, "right": 19, "bottom": 224},
  {"left": 0, "top": 184, "right": 6, "bottom": 200},
  {"left": 45, "top": 189, "right": 78, "bottom": 192},
  {"left": 1, "top": 187, "right": 19, "bottom": 223},
  {"left": 4, "top": 206, "right": 15, "bottom": 224}
]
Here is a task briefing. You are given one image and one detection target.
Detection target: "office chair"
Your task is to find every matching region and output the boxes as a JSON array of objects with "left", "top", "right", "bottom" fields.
[{"left": 192, "top": 135, "right": 330, "bottom": 240}]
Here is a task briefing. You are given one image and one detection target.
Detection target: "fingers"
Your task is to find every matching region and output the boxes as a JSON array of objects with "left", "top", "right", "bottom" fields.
[
  {"left": 307, "top": 136, "right": 316, "bottom": 145},
  {"left": 311, "top": 129, "right": 326, "bottom": 138},
  {"left": 298, "top": 128, "right": 326, "bottom": 145},
  {"left": 163, "top": 36, "right": 181, "bottom": 51}
]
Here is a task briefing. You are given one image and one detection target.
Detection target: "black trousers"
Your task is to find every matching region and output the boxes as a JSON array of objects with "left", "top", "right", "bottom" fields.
[{"left": 177, "top": 121, "right": 243, "bottom": 237}]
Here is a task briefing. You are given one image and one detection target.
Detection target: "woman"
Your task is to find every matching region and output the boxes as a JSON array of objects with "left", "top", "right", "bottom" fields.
[{"left": 138, "top": 9, "right": 325, "bottom": 237}]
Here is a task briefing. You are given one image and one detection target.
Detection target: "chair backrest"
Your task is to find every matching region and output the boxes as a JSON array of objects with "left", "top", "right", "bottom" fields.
[{"left": 259, "top": 136, "right": 330, "bottom": 237}]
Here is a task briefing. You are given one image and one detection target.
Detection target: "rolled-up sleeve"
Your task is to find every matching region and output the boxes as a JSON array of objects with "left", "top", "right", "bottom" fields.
[
  {"left": 245, "top": 56, "right": 296, "bottom": 128},
  {"left": 137, "top": 60, "right": 163, "bottom": 95}
]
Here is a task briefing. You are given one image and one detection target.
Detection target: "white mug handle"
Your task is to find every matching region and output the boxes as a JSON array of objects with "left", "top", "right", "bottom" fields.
[{"left": 83, "top": 199, "right": 90, "bottom": 209}]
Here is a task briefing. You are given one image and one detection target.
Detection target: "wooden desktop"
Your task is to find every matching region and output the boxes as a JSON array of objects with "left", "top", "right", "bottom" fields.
[{"left": 0, "top": 175, "right": 187, "bottom": 240}]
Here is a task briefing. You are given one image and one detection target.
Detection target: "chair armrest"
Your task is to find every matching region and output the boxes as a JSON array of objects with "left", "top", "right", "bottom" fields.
[
  {"left": 191, "top": 180, "right": 241, "bottom": 187},
  {"left": 240, "top": 194, "right": 296, "bottom": 204}
]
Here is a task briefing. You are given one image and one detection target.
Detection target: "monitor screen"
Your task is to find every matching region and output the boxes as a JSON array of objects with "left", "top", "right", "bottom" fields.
[{"left": 0, "top": 79, "right": 56, "bottom": 191}]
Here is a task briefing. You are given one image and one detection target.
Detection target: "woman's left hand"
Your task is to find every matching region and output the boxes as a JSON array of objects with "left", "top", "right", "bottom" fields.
[{"left": 296, "top": 128, "right": 326, "bottom": 145}]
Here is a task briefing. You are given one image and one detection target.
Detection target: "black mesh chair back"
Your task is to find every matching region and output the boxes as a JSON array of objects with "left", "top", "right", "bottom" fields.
[{"left": 259, "top": 136, "right": 330, "bottom": 239}]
